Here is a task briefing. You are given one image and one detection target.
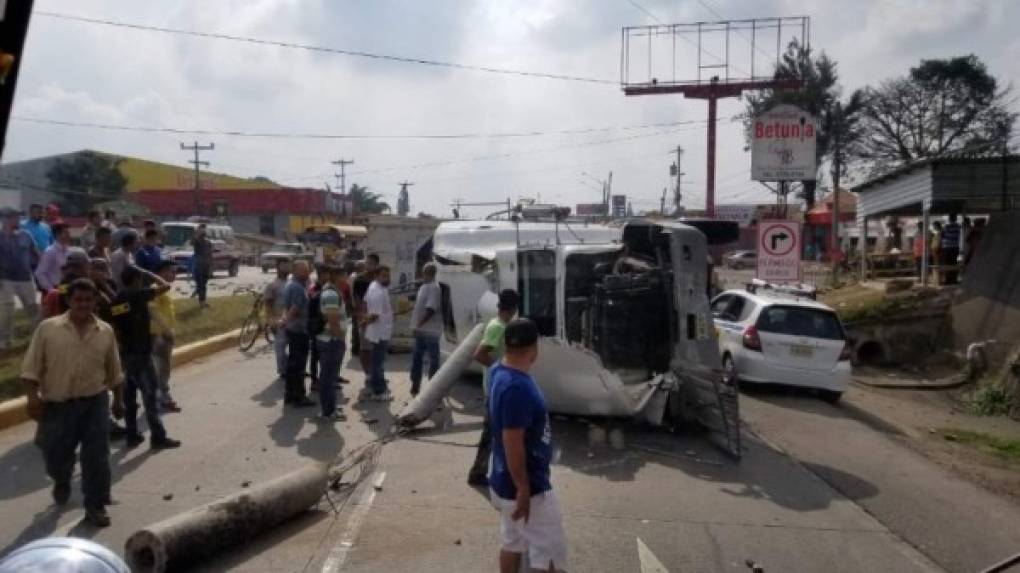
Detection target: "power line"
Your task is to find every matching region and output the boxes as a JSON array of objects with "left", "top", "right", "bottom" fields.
[
  {"left": 623, "top": 0, "right": 665, "bottom": 24},
  {"left": 11, "top": 115, "right": 718, "bottom": 141},
  {"left": 35, "top": 10, "right": 616, "bottom": 85}
]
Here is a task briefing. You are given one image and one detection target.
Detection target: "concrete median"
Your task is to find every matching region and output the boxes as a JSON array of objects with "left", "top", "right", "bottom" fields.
[{"left": 0, "top": 328, "right": 241, "bottom": 432}]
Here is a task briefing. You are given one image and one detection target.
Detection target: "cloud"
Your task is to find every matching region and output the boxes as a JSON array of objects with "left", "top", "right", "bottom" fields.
[{"left": 4, "top": 0, "right": 1018, "bottom": 216}]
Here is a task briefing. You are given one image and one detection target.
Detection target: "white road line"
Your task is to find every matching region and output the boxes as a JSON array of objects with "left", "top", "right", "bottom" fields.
[
  {"left": 637, "top": 537, "right": 670, "bottom": 573},
  {"left": 321, "top": 471, "right": 385, "bottom": 573}
]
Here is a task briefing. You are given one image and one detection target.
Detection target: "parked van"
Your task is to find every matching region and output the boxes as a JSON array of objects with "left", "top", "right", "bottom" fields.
[{"left": 161, "top": 220, "right": 241, "bottom": 277}]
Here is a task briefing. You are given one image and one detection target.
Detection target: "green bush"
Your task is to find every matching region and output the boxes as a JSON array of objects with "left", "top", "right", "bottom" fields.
[{"left": 968, "top": 384, "right": 1012, "bottom": 416}]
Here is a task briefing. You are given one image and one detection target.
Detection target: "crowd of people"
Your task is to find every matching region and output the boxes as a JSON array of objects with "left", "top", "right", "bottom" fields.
[
  {"left": 3, "top": 203, "right": 565, "bottom": 570},
  {"left": 3, "top": 204, "right": 187, "bottom": 528}
]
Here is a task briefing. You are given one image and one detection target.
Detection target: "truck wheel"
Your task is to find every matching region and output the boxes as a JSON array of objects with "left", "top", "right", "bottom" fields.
[
  {"left": 262, "top": 266, "right": 269, "bottom": 274},
  {"left": 229, "top": 261, "right": 239, "bottom": 277}
]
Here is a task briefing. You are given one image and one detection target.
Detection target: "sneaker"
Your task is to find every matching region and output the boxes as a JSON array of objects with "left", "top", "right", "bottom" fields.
[
  {"left": 291, "top": 397, "right": 316, "bottom": 408},
  {"left": 160, "top": 401, "right": 182, "bottom": 413},
  {"left": 370, "top": 391, "right": 394, "bottom": 403},
  {"left": 52, "top": 482, "right": 71, "bottom": 506},
  {"left": 84, "top": 507, "right": 111, "bottom": 528},
  {"left": 338, "top": 376, "right": 351, "bottom": 385},
  {"left": 357, "top": 387, "right": 374, "bottom": 402},
  {"left": 125, "top": 433, "right": 145, "bottom": 449},
  {"left": 320, "top": 410, "right": 348, "bottom": 422},
  {"left": 151, "top": 437, "right": 182, "bottom": 450}
]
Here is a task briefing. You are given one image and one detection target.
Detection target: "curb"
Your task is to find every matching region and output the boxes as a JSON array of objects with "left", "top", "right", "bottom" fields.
[
  {"left": 0, "top": 328, "right": 242, "bottom": 432},
  {"left": 852, "top": 372, "right": 970, "bottom": 391}
]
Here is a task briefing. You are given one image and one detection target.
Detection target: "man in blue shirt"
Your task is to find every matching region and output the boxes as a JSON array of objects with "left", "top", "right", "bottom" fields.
[
  {"left": 279, "top": 260, "right": 315, "bottom": 408},
  {"left": 21, "top": 203, "right": 52, "bottom": 255},
  {"left": 134, "top": 229, "right": 163, "bottom": 273},
  {"left": 0, "top": 208, "right": 40, "bottom": 348},
  {"left": 488, "top": 318, "right": 566, "bottom": 573}
]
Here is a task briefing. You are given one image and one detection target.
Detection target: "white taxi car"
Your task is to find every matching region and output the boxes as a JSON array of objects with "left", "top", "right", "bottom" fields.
[{"left": 710, "top": 285, "right": 852, "bottom": 403}]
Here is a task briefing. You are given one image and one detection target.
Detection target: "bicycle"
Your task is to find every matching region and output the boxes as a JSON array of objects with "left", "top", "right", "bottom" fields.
[{"left": 237, "top": 287, "right": 274, "bottom": 351}]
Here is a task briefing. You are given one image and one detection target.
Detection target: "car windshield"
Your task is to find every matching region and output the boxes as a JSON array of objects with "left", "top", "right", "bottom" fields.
[
  {"left": 756, "top": 305, "right": 844, "bottom": 340},
  {"left": 163, "top": 225, "right": 195, "bottom": 248},
  {"left": 272, "top": 244, "right": 301, "bottom": 253}
]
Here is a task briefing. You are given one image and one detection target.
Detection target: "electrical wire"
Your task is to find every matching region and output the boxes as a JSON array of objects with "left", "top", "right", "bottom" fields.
[
  {"left": 35, "top": 10, "right": 616, "bottom": 85},
  {"left": 11, "top": 115, "right": 714, "bottom": 141}
]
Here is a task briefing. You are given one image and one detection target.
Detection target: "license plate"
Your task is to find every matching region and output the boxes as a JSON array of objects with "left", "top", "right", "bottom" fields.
[{"left": 790, "top": 345, "right": 813, "bottom": 357}]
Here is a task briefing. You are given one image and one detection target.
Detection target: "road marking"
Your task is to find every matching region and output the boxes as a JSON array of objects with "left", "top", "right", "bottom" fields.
[
  {"left": 321, "top": 471, "right": 385, "bottom": 573},
  {"left": 637, "top": 537, "right": 670, "bottom": 573}
]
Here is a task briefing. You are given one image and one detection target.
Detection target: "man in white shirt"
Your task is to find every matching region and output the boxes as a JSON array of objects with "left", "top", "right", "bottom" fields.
[
  {"left": 361, "top": 265, "right": 393, "bottom": 402},
  {"left": 34, "top": 223, "right": 71, "bottom": 292},
  {"left": 263, "top": 259, "right": 292, "bottom": 378},
  {"left": 409, "top": 262, "right": 443, "bottom": 396}
]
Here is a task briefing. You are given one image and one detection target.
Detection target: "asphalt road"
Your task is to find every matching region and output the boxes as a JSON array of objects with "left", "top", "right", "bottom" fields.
[
  {"left": 740, "top": 386, "right": 1020, "bottom": 573},
  {"left": 0, "top": 344, "right": 961, "bottom": 572}
]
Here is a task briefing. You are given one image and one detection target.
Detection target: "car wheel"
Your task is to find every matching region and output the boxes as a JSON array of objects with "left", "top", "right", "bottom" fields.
[
  {"left": 229, "top": 261, "right": 239, "bottom": 277},
  {"left": 722, "top": 354, "right": 739, "bottom": 385},
  {"left": 820, "top": 390, "right": 843, "bottom": 404},
  {"left": 262, "top": 266, "right": 269, "bottom": 274}
]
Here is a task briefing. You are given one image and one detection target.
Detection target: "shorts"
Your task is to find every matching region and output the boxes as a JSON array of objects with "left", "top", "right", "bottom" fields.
[{"left": 491, "top": 489, "right": 568, "bottom": 570}]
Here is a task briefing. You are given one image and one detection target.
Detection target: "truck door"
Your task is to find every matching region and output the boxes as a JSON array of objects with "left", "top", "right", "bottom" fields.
[{"left": 517, "top": 249, "right": 557, "bottom": 337}]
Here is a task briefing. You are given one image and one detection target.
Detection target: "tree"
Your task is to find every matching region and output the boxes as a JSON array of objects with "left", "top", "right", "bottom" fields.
[
  {"left": 348, "top": 183, "right": 389, "bottom": 214},
  {"left": 858, "top": 55, "right": 1016, "bottom": 174},
  {"left": 46, "top": 151, "right": 127, "bottom": 215},
  {"left": 744, "top": 40, "right": 865, "bottom": 208}
]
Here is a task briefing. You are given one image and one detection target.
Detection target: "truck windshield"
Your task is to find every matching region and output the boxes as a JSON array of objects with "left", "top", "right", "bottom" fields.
[{"left": 163, "top": 225, "right": 195, "bottom": 248}]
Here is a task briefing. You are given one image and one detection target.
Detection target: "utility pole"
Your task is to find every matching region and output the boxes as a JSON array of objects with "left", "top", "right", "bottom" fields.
[
  {"left": 397, "top": 180, "right": 414, "bottom": 217},
  {"left": 331, "top": 157, "right": 354, "bottom": 195},
  {"left": 669, "top": 146, "right": 684, "bottom": 215},
  {"left": 181, "top": 141, "right": 214, "bottom": 216},
  {"left": 831, "top": 102, "right": 843, "bottom": 285},
  {"left": 660, "top": 187, "right": 668, "bottom": 215}
]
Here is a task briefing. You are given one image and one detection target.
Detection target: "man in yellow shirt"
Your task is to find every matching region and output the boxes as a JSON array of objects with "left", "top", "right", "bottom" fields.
[
  {"left": 21, "top": 278, "right": 124, "bottom": 527},
  {"left": 151, "top": 260, "right": 179, "bottom": 412}
]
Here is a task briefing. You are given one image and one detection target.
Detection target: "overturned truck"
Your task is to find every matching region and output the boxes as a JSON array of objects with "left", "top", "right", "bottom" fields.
[{"left": 401, "top": 219, "right": 742, "bottom": 457}]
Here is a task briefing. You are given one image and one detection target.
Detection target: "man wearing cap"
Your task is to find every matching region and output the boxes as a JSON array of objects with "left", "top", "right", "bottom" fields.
[
  {"left": 409, "top": 262, "right": 443, "bottom": 397},
  {"left": 489, "top": 318, "right": 567, "bottom": 573},
  {"left": 0, "top": 208, "right": 40, "bottom": 349},
  {"left": 21, "top": 203, "right": 52, "bottom": 254},
  {"left": 468, "top": 288, "right": 519, "bottom": 487},
  {"left": 34, "top": 223, "right": 72, "bottom": 292},
  {"left": 39, "top": 247, "right": 91, "bottom": 320},
  {"left": 21, "top": 278, "right": 124, "bottom": 527}
]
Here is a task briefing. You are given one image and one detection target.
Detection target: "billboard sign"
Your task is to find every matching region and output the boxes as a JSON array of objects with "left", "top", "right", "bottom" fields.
[
  {"left": 611, "top": 195, "right": 627, "bottom": 218},
  {"left": 751, "top": 104, "right": 818, "bottom": 182},
  {"left": 575, "top": 203, "right": 607, "bottom": 216},
  {"left": 756, "top": 220, "right": 801, "bottom": 283},
  {"left": 713, "top": 204, "right": 758, "bottom": 228}
]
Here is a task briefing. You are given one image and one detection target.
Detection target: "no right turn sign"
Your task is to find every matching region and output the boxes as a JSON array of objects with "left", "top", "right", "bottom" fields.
[{"left": 757, "top": 220, "right": 801, "bottom": 283}]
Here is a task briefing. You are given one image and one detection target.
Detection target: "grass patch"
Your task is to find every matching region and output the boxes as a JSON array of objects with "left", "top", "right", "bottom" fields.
[
  {"left": 819, "top": 284, "right": 927, "bottom": 324},
  {"left": 0, "top": 294, "right": 254, "bottom": 402},
  {"left": 940, "top": 428, "right": 1020, "bottom": 465}
]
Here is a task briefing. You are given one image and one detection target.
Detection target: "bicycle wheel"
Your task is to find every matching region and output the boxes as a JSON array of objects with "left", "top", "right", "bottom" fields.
[{"left": 238, "top": 310, "right": 260, "bottom": 352}]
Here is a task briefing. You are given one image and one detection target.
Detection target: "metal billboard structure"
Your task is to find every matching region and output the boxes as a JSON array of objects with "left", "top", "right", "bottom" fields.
[{"left": 621, "top": 17, "right": 809, "bottom": 217}]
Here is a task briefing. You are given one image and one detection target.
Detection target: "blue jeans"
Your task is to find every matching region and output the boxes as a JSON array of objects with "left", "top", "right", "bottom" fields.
[
  {"left": 368, "top": 339, "right": 389, "bottom": 395},
  {"left": 410, "top": 333, "right": 441, "bottom": 394},
  {"left": 193, "top": 265, "right": 209, "bottom": 303},
  {"left": 316, "top": 337, "right": 345, "bottom": 416},
  {"left": 35, "top": 392, "right": 110, "bottom": 510},
  {"left": 123, "top": 352, "right": 167, "bottom": 442}
]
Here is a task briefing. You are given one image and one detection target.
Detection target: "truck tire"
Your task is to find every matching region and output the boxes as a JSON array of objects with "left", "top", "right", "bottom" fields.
[{"left": 229, "top": 260, "right": 239, "bottom": 277}]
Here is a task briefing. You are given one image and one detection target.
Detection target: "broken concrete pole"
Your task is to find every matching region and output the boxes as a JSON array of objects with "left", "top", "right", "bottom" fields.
[
  {"left": 124, "top": 463, "right": 328, "bottom": 573},
  {"left": 398, "top": 323, "right": 486, "bottom": 427}
]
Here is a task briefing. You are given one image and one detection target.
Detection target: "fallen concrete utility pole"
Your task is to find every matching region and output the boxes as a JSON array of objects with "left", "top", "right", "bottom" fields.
[
  {"left": 124, "top": 463, "right": 328, "bottom": 573},
  {"left": 398, "top": 322, "right": 485, "bottom": 427}
]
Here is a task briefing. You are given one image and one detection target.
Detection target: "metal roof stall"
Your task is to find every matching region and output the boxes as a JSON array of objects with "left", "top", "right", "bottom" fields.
[{"left": 852, "top": 154, "right": 1020, "bottom": 286}]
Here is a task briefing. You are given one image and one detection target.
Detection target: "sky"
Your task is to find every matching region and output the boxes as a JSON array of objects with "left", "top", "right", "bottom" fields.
[{"left": 4, "top": 0, "right": 1019, "bottom": 217}]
